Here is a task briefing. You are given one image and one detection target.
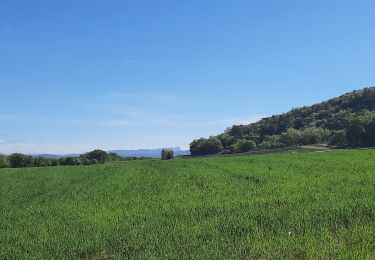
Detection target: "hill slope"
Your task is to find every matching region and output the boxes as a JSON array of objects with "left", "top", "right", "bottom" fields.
[
  {"left": 0, "top": 149, "right": 374, "bottom": 258},
  {"left": 190, "top": 87, "right": 375, "bottom": 155}
]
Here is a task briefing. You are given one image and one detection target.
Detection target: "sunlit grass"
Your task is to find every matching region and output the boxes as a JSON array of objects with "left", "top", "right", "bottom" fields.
[{"left": 0, "top": 149, "right": 374, "bottom": 258}]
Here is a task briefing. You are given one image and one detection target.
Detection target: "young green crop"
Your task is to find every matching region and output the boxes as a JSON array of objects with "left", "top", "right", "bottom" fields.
[{"left": 0, "top": 149, "right": 374, "bottom": 258}]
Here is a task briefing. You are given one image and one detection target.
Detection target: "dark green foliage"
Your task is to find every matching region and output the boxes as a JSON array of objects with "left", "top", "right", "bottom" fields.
[
  {"left": 299, "top": 127, "right": 330, "bottom": 145},
  {"left": 8, "top": 153, "right": 34, "bottom": 168},
  {"left": 90, "top": 159, "right": 99, "bottom": 165},
  {"left": 230, "top": 139, "right": 256, "bottom": 153},
  {"left": 59, "top": 157, "right": 81, "bottom": 166},
  {"left": 83, "top": 149, "right": 107, "bottom": 164},
  {"left": 0, "top": 150, "right": 374, "bottom": 258},
  {"left": 0, "top": 150, "right": 151, "bottom": 169},
  {"left": 330, "top": 130, "right": 348, "bottom": 146},
  {"left": 279, "top": 128, "right": 302, "bottom": 146},
  {"left": 217, "top": 133, "right": 234, "bottom": 148},
  {"left": 344, "top": 112, "right": 375, "bottom": 147},
  {"left": 106, "top": 152, "right": 123, "bottom": 162},
  {"left": 33, "top": 157, "right": 58, "bottom": 167},
  {"left": 190, "top": 136, "right": 224, "bottom": 156},
  {"left": 258, "top": 135, "right": 285, "bottom": 149},
  {"left": 190, "top": 87, "right": 375, "bottom": 155},
  {"left": 0, "top": 150, "right": 132, "bottom": 169}
]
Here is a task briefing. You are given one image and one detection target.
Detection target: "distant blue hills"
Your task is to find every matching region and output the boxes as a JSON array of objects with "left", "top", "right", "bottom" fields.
[
  {"left": 26, "top": 147, "right": 190, "bottom": 159},
  {"left": 108, "top": 147, "right": 190, "bottom": 158}
]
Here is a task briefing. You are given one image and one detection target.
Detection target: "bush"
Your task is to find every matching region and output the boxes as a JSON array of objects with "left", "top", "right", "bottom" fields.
[
  {"left": 83, "top": 149, "right": 107, "bottom": 164},
  {"left": 106, "top": 152, "right": 123, "bottom": 162},
  {"left": 230, "top": 140, "right": 256, "bottom": 153},
  {"left": 60, "top": 157, "right": 81, "bottom": 166},
  {"left": 8, "top": 153, "right": 34, "bottom": 168},
  {"left": 0, "top": 156, "right": 9, "bottom": 168},
  {"left": 190, "top": 137, "right": 224, "bottom": 156},
  {"left": 90, "top": 159, "right": 99, "bottom": 165},
  {"left": 330, "top": 130, "right": 348, "bottom": 146},
  {"left": 259, "top": 136, "right": 285, "bottom": 149},
  {"left": 80, "top": 157, "right": 92, "bottom": 165},
  {"left": 34, "top": 157, "right": 51, "bottom": 167},
  {"left": 344, "top": 113, "right": 375, "bottom": 147},
  {"left": 279, "top": 128, "right": 302, "bottom": 146},
  {"left": 300, "top": 127, "right": 330, "bottom": 145},
  {"left": 217, "top": 134, "right": 234, "bottom": 148}
]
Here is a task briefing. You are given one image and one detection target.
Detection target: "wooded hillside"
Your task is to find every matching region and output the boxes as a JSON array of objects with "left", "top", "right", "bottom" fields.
[{"left": 190, "top": 87, "right": 375, "bottom": 155}]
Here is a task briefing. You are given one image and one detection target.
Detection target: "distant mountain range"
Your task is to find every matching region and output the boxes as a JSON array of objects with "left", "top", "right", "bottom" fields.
[
  {"left": 27, "top": 147, "right": 190, "bottom": 159},
  {"left": 31, "top": 154, "right": 81, "bottom": 159},
  {"left": 108, "top": 147, "right": 190, "bottom": 158}
]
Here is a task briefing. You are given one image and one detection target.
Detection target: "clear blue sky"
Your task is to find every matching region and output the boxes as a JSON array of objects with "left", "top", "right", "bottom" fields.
[{"left": 0, "top": 0, "right": 374, "bottom": 154}]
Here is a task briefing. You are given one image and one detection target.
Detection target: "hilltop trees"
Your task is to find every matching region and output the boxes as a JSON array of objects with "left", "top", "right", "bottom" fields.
[{"left": 190, "top": 87, "right": 375, "bottom": 155}]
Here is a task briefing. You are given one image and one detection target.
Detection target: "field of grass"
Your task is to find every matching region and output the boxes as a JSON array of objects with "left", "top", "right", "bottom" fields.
[{"left": 0, "top": 149, "right": 374, "bottom": 259}]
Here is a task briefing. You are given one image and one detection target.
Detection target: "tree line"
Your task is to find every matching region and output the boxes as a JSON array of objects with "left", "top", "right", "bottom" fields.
[
  {"left": 0, "top": 150, "right": 150, "bottom": 169},
  {"left": 190, "top": 87, "right": 375, "bottom": 155}
]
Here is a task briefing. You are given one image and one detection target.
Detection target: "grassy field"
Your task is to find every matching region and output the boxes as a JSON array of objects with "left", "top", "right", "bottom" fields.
[{"left": 0, "top": 150, "right": 374, "bottom": 259}]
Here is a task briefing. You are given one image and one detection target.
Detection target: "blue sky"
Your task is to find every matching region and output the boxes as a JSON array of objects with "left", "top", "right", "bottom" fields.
[{"left": 0, "top": 0, "right": 374, "bottom": 154}]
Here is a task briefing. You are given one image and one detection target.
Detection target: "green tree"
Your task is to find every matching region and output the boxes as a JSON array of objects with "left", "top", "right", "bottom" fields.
[
  {"left": 84, "top": 149, "right": 107, "bottom": 164},
  {"left": 231, "top": 140, "right": 256, "bottom": 153},
  {"left": 106, "top": 152, "right": 123, "bottom": 162},
  {"left": 190, "top": 137, "right": 223, "bottom": 156},
  {"left": 363, "top": 117, "right": 375, "bottom": 146},
  {"left": 0, "top": 156, "right": 9, "bottom": 168},
  {"left": 34, "top": 157, "right": 51, "bottom": 167},
  {"left": 8, "top": 153, "right": 34, "bottom": 168},
  {"left": 346, "top": 121, "right": 366, "bottom": 146},
  {"left": 259, "top": 136, "right": 285, "bottom": 149},
  {"left": 279, "top": 128, "right": 302, "bottom": 146},
  {"left": 300, "top": 127, "right": 330, "bottom": 145},
  {"left": 60, "top": 157, "right": 81, "bottom": 166},
  {"left": 217, "top": 134, "right": 234, "bottom": 150},
  {"left": 330, "top": 130, "right": 348, "bottom": 146}
]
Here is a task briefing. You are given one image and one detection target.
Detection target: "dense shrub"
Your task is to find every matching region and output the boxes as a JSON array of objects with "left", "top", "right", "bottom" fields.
[
  {"left": 299, "top": 127, "right": 331, "bottom": 145},
  {"left": 90, "top": 159, "right": 99, "bottom": 165},
  {"left": 217, "top": 134, "right": 234, "bottom": 148},
  {"left": 230, "top": 140, "right": 256, "bottom": 153},
  {"left": 330, "top": 130, "right": 348, "bottom": 146},
  {"left": 259, "top": 136, "right": 285, "bottom": 149},
  {"left": 83, "top": 150, "right": 107, "bottom": 164},
  {"left": 345, "top": 113, "right": 375, "bottom": 147},
  {"left": 59, "top": 157, "right": 81, "bottom": 166},
  {"left": 106, "top": 152, "right": 123, "bottom": 162},
  {"left": 8, "top": 153, "right": 34, "bottom": 168},
  {"left": 0, "top": 156, "right": 9, "bottom": 168},
  {"left": 34, "top": 157, "right": 55, "bottom": 167},
  {"left": 279, "top": 128, "right": 302, "bottom": 146},
  {"left": 190, "top": 137, "right": 224, "bottom": 156}
]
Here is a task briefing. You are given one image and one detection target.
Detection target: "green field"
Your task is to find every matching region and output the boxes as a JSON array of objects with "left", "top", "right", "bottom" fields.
[{"left": 1, "top": 150, "right": 374, "bottom": 259}]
